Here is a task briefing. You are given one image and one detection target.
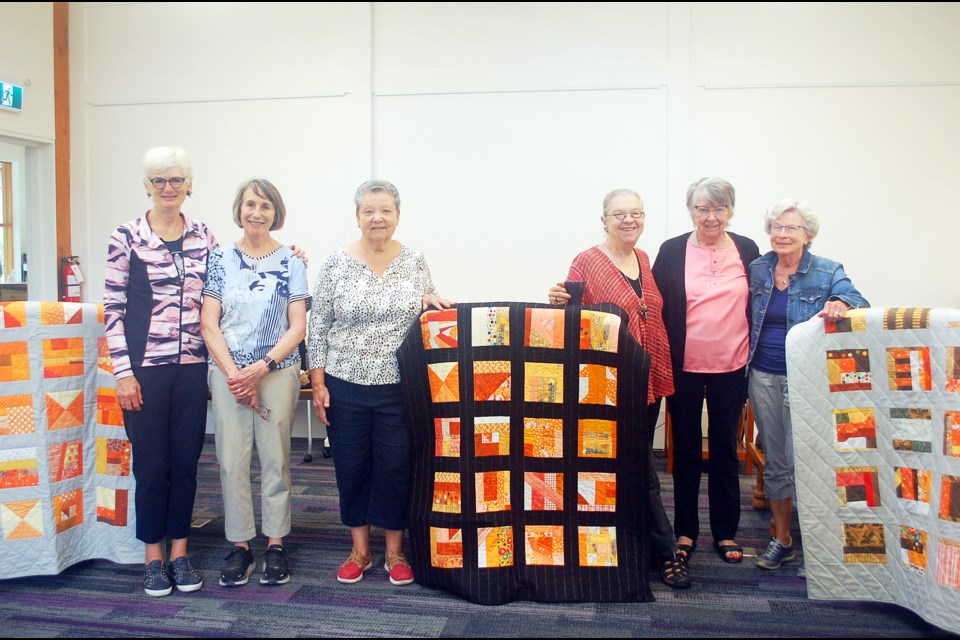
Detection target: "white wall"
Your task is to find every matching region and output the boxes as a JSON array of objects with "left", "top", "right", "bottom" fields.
[{"left": 0, "top": 1, "right": 58, "bottom": 301}]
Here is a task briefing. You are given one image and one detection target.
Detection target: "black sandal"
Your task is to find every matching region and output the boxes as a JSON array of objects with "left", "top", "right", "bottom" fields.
[
  {"left": 659, "top": 553, "right": 692, "bottom": 589},
  {"left": 714, "top": 540, "right": 744, "bottom": 564}
]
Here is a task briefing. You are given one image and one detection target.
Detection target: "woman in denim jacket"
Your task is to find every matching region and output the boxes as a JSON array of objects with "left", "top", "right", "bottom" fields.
[{"left": 747, "top": 198, "right": 868, "bottom": 576}]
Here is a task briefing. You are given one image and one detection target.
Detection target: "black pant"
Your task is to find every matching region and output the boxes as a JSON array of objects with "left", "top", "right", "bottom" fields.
[
  {"left": 668, "top": 368, "right": 746, "bottom": 543},
  {"left": 123, "top": 363, "right": 208, "bottom": 544},
  {"left": 646, "top": 399, "right": 676, "bottom": 557}
]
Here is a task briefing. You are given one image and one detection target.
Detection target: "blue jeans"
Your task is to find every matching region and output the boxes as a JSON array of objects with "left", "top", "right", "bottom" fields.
[{"left": 326, "top": 375, "right": 411, "bottom": 530}]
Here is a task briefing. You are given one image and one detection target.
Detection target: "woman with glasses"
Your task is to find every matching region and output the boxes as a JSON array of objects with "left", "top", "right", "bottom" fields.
[
  {"left": 651, "top": 177, "right": 760, "bottom": 566},
  {"left": 104, "top": 146, "right": 216, "bottom": 596},
  {"left": 548, "top": 188, "right": 691, "bottom": 589},
  {"left": 309, "top": 180, "right": 452, "bottom": 586},
  {"left": 200, "top": 179, "right": 308, "bottom": 589},
  {"left": 748, "top": 199, "right": 867, "bottom": 576}
]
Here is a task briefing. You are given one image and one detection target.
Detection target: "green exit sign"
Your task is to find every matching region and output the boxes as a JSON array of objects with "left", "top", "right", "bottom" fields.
[{"left": 1, "top": 82, "right": 24, "bottom": 112}]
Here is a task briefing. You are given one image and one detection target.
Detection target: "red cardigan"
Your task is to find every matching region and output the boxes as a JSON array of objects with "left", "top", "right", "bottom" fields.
[{"left": 567, "top": 246, "right": 674, "bottom": 404}]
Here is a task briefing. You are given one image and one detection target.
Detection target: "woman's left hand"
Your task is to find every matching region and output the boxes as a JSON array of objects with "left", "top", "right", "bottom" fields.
[
  {"left": 423, "top": 294, "right": 454, "bottom": 311},
  {"left": 819, "top": 300, "right": 850, "bottom": 323},
  {"left": 290, "top": 244, "right": 309, "bottom": 268},
  {"left": 227, "top": 362, "right": 268, "bottom": 403}
]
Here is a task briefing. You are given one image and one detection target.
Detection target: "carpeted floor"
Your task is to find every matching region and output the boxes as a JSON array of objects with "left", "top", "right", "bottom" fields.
[{"left": 0, "top": 436, "right": 954, "bottom": 638}]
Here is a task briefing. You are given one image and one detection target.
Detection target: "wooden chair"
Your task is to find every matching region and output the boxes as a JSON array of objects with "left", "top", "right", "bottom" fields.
[{"left": 663, "top": 400, "right": 755, "bottom": 480}]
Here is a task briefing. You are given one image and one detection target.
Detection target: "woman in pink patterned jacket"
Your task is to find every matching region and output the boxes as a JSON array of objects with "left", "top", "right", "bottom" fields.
[
  {"left": 104, "top": 146, "right": 216, "bottom": 597},
  {"left": 548, "top": 188, "right": 689, "bottom": 589}
]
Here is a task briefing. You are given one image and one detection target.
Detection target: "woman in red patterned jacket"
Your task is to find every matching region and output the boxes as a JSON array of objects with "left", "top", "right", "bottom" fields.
[
  {"left": 104, "top": 146, "right": 216, "bottom": 597},
  {"left": 548, "top": 188, "right": 689, "bottom": 589}
]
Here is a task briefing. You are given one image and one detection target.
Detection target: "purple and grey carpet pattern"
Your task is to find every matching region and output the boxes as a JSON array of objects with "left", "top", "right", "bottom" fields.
[{"left": 0, "top": 436, "right": 953, "bottom": 637}]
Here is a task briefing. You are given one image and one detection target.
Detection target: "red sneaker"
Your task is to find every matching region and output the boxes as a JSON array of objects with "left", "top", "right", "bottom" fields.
[
  {"left": 384, "top": 550, "right": 414, "bottom": 586},
  {"left": 337, "top": 550, "right": 372, "bottom": 584}
]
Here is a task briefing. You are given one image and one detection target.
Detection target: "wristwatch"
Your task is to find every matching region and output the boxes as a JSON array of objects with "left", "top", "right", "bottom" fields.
[{"left": 261, "top": 356, "right": 277, "bottom": 371}]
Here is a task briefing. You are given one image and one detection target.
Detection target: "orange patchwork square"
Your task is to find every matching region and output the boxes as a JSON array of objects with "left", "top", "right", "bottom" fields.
[
  {"left": 474, "top": 361, "right": 511, "bottom": 401},
  {"left": 476, "top": 470, "right": 511, "bottom": 513},
  {"left": 0, "top": 394, "right": 35, "bottom": 435},
  {"left": 524, "top": 363, "right": 563, "bottom": 403},
  {"left": 96, "top": 437, "right": 131, "bottom": 476},
  {"left": 53, "top": 488, "right": 83, "bottom": 533},
  {"left": 579, "top": 310, "right": 620, "bottom": 353},
  {"left": 0, "top": 499, "right": 44, "bottom": 540},
  {"left": 0, "top": 449, "right": 39, "bottom": 489},
  {"left": 523, "top": 417, "right": 563, "bottom": 458},
  {"left": 525, "top": 525, "right": 564, "bottom": 566},
  {"left": 43, "top": 337, "right": 85, "bottom": 378},
  {"left": 96, "top": 486, "right": 129, "bottom": 526},
  {"left": 41, "top": 302, "right": 83, "bottom": 325},
  {"left": 48, "top": 440, "right": 83, "bottom": 483},
  {"left": 434, "top": 417, "right": 461, "bottom": 457},
  {"left": 421, "top": 309, "right": 458, "bottom": 349},
  {"left": 433, "top": 472, "right": 461, "bottom": 513},
  {"left": 474, "top": 417, "right": 510, "bottom": 456},
  {"left": 97, "top": 337, "right": 114, "bottom": 375},
  {"left": 578, "top": 364, "right": 617, "bottom": 405},
  {"left": 0, "top": 302, "right": 26, "bottom": 328},
  {"left": 0, "top": 342, "right": 30, "bottom": 382},
  {"left": 427, "top": 362, "right": 460, "bottom": 403},
  {"left": 524, "top": 308, "right": 564, "bottom": 348},
  {"left": 97, "top": 388, "right": 124, "bottom": 427},
  {"left": 430, "top": 527, "right": 464, "bottom": 568},
  {"left": 578, "top": 419, "right": 617, "bottom": 458},
  {"left": 524, "top": 472, "right": 563, "bottom": 511},
  {"left": 578, "top": 472, "right": 616, "bottom": 512},
  {"left": 47, "top": 390, "right": 84, "bottom": 431},
  {"left": 579, "top": 526, "right": 618, "bottom": 567},
  {"left": 478, "top": 526, "right": 514, "bottom": 568}
]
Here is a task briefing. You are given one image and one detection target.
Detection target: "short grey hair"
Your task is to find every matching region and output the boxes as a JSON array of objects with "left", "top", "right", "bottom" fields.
[
  {"left": 232, "top": 178, "right": 287, "bottom": 230},
  {"left": 764, "top": 198, "right": 820, "bottom": 245},
  {"left": 354, "top": 180, "right": 400, "bottom": 212},
  {"left": 142, "top": 146, "right": 193, "bottom": 182},
  {"left": 602, "top": 188, "right": 643, "bottom": 217},
  {"left": 686, "top": 177, "right": 735, "bottom": 218}
]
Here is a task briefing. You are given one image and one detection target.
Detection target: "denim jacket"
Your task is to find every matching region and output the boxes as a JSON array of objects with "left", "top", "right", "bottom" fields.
[{"left": 747, "top": 248, "right": 869, "bottom": 368}]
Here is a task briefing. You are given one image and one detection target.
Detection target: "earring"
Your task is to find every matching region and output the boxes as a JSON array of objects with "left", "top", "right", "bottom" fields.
[
  {"left": 186, "top": 190, "right": 192, "bottom": 197},
  {"left": 146, "top": 193, "right": 151, "bottom": 198}
]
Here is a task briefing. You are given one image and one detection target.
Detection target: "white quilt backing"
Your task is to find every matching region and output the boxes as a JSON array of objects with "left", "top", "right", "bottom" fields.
[{"left": 787, "top": 307, "right": 960, "bottom": 633}]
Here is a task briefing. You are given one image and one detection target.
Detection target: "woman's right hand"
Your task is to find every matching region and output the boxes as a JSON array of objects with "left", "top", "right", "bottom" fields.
[
  {"left": 312, "top": 382, "right": 331, "bottom": 426},
  {"left": 549, "top": 282, "right": 570, "bottom": 305},
  {"left": 116, "top": 376, "right": 143, "bottom": 412}
]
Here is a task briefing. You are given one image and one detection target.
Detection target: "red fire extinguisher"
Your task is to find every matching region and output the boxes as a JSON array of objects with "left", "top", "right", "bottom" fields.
[{"left": 60, "top": 256, "right": 83, "bottom": 302}]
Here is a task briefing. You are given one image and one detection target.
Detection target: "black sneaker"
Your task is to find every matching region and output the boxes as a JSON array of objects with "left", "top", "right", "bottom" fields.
[
  {"left": 219, "top": 546, "right": 255, "bottom": 587},
  {"left": 260, "top": 544, "right": 291, "bottom": 585},
  {"left": 143, "top": 560, "right": 172, "bottom": 597},
  {"left": 170, "top": 556, "right": 204, "bottom": 592}
]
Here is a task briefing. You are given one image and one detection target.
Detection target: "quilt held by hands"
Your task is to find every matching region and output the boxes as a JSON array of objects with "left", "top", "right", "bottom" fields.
[
  {"left": 0, "top": 302, "right": 142, "bottom": 578},
  {"left": 398, "top": 302, "right": 652, "bottom": 604},
  {"left": 788, "top": 307, "right": 960, "bottom": 633}
]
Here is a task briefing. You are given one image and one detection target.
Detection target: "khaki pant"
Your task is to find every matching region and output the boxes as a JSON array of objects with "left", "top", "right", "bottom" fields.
[{"left": 209, "top": 365, "right": 299, "bottom": 541}]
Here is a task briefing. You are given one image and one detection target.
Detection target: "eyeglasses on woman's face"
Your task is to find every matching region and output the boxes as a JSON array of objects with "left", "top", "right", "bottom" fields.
[
  {"left": 149, "top": 177, "right": 186, "bottom": 190},
  {"left": 769, "top": 223, "right": 805, "bottom": 236},
  {"left": 693, "top": 205, "right": 729, "bottom": 218},
  {"left": 606, "top": 210, "right": 645, "bottom": 222}
]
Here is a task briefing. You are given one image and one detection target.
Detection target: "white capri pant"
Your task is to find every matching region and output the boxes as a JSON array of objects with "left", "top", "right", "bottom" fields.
[
  {"left": 748, "top": 368, "right": 796, "bottom": 502},
  {"left": 209, "top": 365, "right": 300, "bottom": 542}
]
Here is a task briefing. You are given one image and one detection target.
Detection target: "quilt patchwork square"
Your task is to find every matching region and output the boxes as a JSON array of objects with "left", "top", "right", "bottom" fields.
[
  {"left": 0, "top": 447, "right": 39, "bottom": 488},
  {"left": 524, "top": 472, "right": 563, "bottom": 511},
  {"left": 883, "top": 307, "right": 931, "bottom": 330},
  {"left": 474, "top": 361, "right": 511, "bottom": 401},
  {"left": 836, "top": 466, "right": 880, "bottom": 508},
  {"left": 478, "top": 526, "right": 514, "bottom": 568},
  {"left": 578, "top": 526, "right": 617, "bottom": 567},
  {"left": 42, "top": 338, "right": 84, "bottom": 379},
  {"left": 46, "top": 390, "right": 84, "bottom": 431},
  {"left": 524, "top": 363, "right": 563, "bottom": 403},
  {"left": 889, "top": 408, "right": 932, "bottom": 453},
  {"left": 524, "top": 525, "right": 564, "bottom": 566},
  {"left": 899, "top": 525, "right": 927, "bottom": 575},
  {"left": 433, "top": 472, "right": 461, "bottom": 513},
  {"left": 577, "top": 472, "right": 616, "bottom": 512},
  {"left": 0, "top": 395, "right": 34, "bottom": 436},
  {"left": 0, "top": 341, "right": 30, "bottom": 382},
  {"left": 936, "top": 538, "right": 960, "bottom": 591},
  {"left": 827, "top": 349, "right": 871, "bottom": 392},
  {"left": 96, "top": 487, "right": 128, "bottom": 526},
  {"left": 579, "top": 310, "right": 620, "bottom": 353},
  {"left": 97, "top": 388, "right": 124, "bottom": 427},
  {"left": 886, "top": 347, "right": 932, "bottom": 391},
  {"left": 578, "top": 364, "right": 617, "bottom": 405},
  {"left": 0, "top": 499, "right": 43, "bottom": 540},
  {"left": 896, "top": 467, "right": 931, "bottom": 515},
  {"left": 578, "top": 419, "right": 616, "bottom": 458},
  {"left": 842, "top": 523, "right": 887, "bottom": 564},
  {"left": 53, "top": 488, "right": 83, "bottom": 534},
  {"left": 474, "top": 417, "right": 509, "bottom": 456},
  {"left": 472, "top": 307, "right": 510, "bottom": 346},
  {"left": 825, "top": 309, "right": 867, "bottom": 333},
  {"left": 434, "top": 417, "right": 461, "bottom": 457},
  {"left": 40, "top": 302, "right": 83, "bottom": 326},
  {"left": 833, "top": 408, "right": 876, "bottom": 450},
  {"left": 948, "top": 347, "right": 960, "bottom": 393},
  {"left": 427, "top": 362, "right": 460, "bottom": 403},
  {"left": 48, "top": 440, "right": 83, "bottom": 483},
  {"left": 524, "top": 308, "right": 564, "bottom": 349},
  {"left": 96, "top": 437, "right": 131, "bottom": 476},
  {"left": 421, "top": 309, "right": 459, "bottom": 350},
  {"left": 944, "top": 411, "right": 960, "bottom": 458},
  {"left": 430, "top": 527, "right": 464, "bottom": 568},
  {"left": 939, "top": 475, "right": 960, "bottom": 523},
  {"left": 476, "top": 470, "right": 510, "bottom": 513},
  {"left": 1, "top": 303, "right": 26, "bottom": 328},
  {"left": 523, "top": 417, "right": 563, "bottom": 458}
]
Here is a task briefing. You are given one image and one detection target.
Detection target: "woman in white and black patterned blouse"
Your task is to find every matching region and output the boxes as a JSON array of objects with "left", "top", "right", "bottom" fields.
[{"left": 308, "top": 180, "right": 452, "bottom": 587}]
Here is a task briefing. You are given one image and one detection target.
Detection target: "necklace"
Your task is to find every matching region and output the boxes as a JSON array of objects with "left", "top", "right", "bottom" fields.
[{"left": 693, "top": 231, "right": 727, "bottom": 248}]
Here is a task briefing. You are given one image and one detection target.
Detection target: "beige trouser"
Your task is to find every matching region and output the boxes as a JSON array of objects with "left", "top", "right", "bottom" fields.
[{"left": 209, "top": 365, "right": 299, "bottom": 542}]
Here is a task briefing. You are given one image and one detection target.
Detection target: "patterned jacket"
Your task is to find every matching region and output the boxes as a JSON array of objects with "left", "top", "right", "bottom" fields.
[{"left": 104, "top": 212, "right": 218, "bottom": 379}]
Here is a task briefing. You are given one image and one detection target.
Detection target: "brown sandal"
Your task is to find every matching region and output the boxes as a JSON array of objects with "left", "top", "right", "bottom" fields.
[{"left": 660, "top": 553, "right": 692, "bottom": 589}]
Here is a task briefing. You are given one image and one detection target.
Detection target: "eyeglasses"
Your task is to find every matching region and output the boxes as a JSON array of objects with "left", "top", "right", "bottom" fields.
[
  {"left": 149, "top": 177, "right": 186, "bottom": 190},
  {"left": 606, "top": 210, "right": 645, "bottom": 221},
  {"left": 770, "top": 223, "right": 806, "bottom": 236},
  {"left": 693, "top": 205, "right": 729, "bottom": 217}
]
